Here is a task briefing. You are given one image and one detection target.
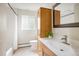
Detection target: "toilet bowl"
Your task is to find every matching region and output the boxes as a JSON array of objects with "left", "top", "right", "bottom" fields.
[{"left": 30, "top": 40, "right": 37, "bottom": 50}]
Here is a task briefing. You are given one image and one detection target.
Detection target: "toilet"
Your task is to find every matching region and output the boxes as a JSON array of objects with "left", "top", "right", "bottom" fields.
[{"left": 30, "top": 40, "right": 37, "bottom": 50}]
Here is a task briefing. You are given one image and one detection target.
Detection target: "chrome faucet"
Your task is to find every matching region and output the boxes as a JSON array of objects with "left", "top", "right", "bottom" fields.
[{"left": 61, "top": 35, "right": 70, "bottom": 45}]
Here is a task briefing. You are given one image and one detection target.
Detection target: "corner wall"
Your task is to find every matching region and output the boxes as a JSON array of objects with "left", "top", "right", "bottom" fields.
[{"left": 0, "top": 4, "right": 17, "bottom": 55}]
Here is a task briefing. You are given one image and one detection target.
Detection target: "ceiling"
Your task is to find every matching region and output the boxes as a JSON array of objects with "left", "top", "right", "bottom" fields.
[{"left": 10, "top": 3, "right": 55, "bottom": 11}]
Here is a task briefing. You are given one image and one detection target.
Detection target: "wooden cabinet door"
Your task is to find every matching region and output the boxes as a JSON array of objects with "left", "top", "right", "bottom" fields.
[
  {"left": 41, "top": 42, "right": 56, "bottom": 56},
  {"left": 37, "top": 40, "right": 43, "bottom": 56},
  {"left": 40, "top": 7, "right": 52, "bottom": 38},
  {"left": 54, "top": 10, "right": 60, "bottom": 26}
]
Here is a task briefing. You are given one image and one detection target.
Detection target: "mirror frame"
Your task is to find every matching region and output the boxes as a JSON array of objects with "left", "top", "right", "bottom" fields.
[{"left": 53, "top": 3, "right": 79, "bottom": 28}]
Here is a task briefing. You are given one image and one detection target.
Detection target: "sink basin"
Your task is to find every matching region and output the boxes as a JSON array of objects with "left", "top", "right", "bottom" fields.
[
  {"left": 39, "top": 39, "right": 76, "bottom": 56},
  {"left": 45, "top": 40, "right": 76, "bottom": 55}
]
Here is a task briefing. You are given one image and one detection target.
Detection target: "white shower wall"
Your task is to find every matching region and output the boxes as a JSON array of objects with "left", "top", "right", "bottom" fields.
[
  {"left": 16, "top": 9, "right": 38, "bottom": 44},
  {"left": 18, "top": 30, "right": 37, "bottom": 44}
]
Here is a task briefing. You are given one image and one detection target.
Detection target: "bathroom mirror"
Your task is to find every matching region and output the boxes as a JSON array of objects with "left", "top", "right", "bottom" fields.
[{"left": 53, "top": 3, "right": 79, "bottom": 28}]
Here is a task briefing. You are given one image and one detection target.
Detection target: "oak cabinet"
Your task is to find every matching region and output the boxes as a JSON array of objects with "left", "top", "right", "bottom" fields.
[
  {"left": 38, "top": 7, "right": 52, "bottom": 38},
  {"left": 37, "top": 40, "right": 43, "bottom": 56},
  {"left": 37, "top": 7, "right": 53, "bottom": 55}
]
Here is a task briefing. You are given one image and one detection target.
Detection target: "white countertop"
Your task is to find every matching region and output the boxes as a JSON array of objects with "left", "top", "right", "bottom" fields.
[{"left": 39, "top": 38, "right": 76, "bottom": 56}]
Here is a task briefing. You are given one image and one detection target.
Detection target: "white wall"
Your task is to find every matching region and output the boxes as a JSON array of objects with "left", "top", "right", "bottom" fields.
[
  {"left": 15, "top": 9, "right": 37, "bottom": 44},
  {"left": 53, "top": 4, "right": 79, "bottom": 55},
  {"left": 0, "top": 4, "right": 17, "bottom": 55},
  {"left": 53, "top": 28, "right": 79, "bottom": 56}
]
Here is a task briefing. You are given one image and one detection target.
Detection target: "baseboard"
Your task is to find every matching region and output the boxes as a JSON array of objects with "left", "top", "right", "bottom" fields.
[{"left": 18, "top": 43, "right": 30, "bottom": 45}]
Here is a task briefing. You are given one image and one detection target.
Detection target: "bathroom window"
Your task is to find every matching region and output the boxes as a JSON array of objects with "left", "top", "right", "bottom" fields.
[{"left": 21, "top": 15, "right": 36, "bottom": 30}]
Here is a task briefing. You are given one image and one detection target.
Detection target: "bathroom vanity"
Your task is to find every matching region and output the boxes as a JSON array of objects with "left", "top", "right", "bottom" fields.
[
  {"left": 38, "top": 38, "right": 76, "bottom": 56},
  {"left": 40, "top": 41, "right": 56, "bottom": 56}
]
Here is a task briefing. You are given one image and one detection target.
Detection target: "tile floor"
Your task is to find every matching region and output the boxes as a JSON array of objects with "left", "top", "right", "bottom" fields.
[{"left": 13, "top": 47, "right": 39, "bottom": 56}]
